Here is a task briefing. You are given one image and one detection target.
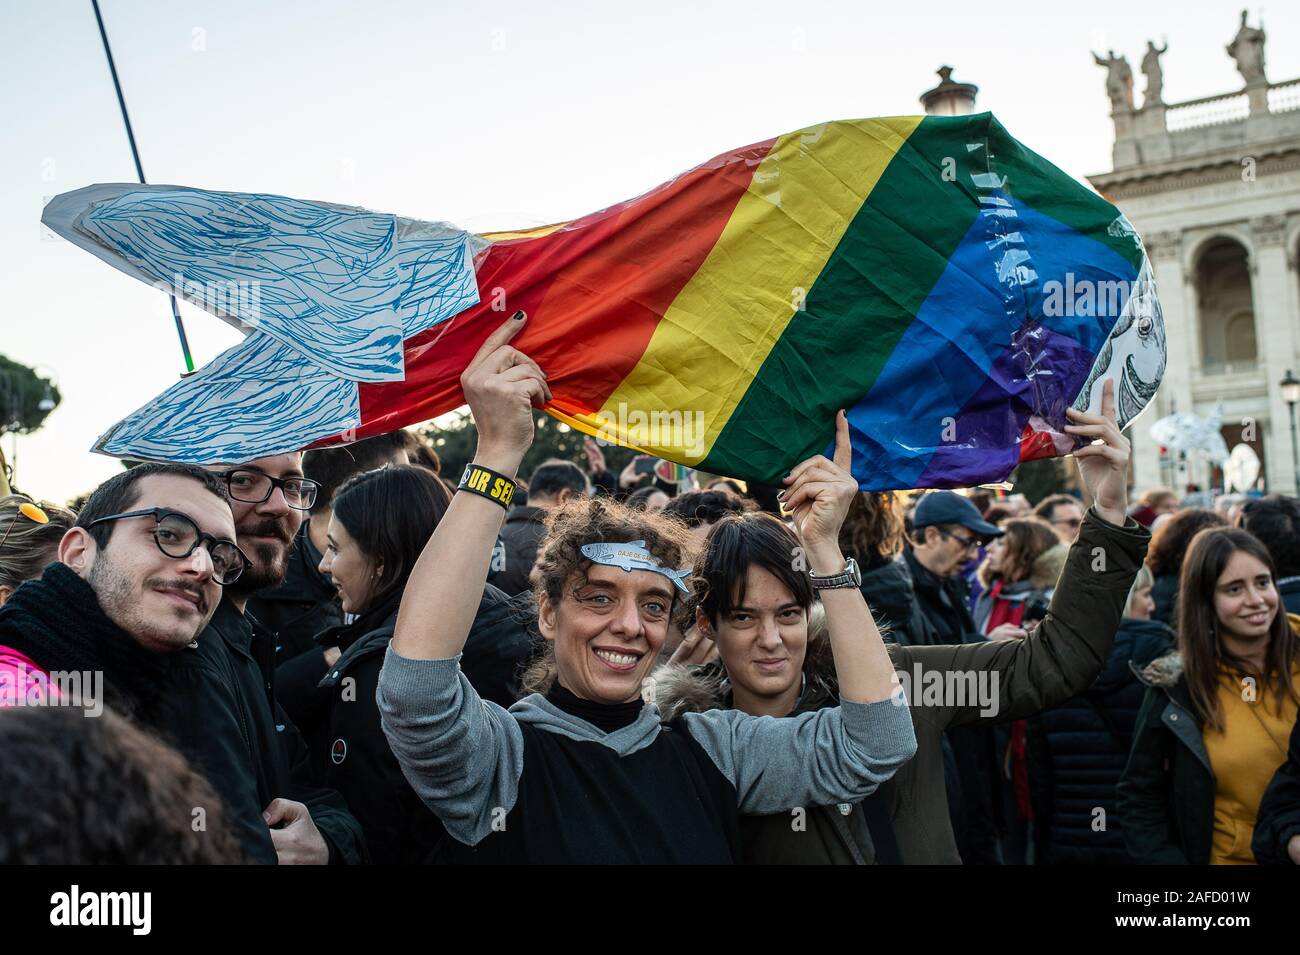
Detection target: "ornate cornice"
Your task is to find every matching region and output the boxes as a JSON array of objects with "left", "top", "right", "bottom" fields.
[
  {"left": 1251, "top": 214, "right": 1286, "bottom": 246},
  {"left": 1144, "top": 229, "right": 1183, "bottom": 259},
  {"left": 1089, "top": 148, "right": 1300, "bottom": 200}
]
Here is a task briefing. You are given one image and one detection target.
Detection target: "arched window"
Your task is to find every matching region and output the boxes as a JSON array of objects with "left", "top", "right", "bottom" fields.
[
  {"left": 1224, "top": 310, "right": 1258, "bottom": 364},
  {"left": 1195, "top": 238, "right": 1256, "bottom": 374}
]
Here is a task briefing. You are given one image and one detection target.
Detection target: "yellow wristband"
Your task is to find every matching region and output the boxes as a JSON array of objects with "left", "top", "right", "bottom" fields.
[{"left": 458, "top": 463, "right": 517, "bottom": 510}]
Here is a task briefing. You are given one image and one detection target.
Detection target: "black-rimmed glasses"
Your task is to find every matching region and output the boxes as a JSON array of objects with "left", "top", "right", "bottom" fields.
[
  {"left": 938, "top": 528, "right": 982, "bottom": 552},
  {"left": 86, "top": 508, "right": 249, "bottom": 585},
  {"left": 222, "top": 469, "right": 319, "bottom": 510}
]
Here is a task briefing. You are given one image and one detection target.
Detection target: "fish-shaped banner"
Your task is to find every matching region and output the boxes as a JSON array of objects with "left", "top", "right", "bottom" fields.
[{"left": 46, "top": 112, "right": 1165, "bottom": 487}]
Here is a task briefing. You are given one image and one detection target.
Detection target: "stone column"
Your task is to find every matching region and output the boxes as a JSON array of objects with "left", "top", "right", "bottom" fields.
[{"left": 1250, "top": 216, "right": 1299, "bottom": 493}]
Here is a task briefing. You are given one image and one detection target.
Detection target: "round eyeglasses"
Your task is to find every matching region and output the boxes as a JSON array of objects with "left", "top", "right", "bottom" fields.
[
  {"left": 222, "top": 469, "right": 319, "bottom": 510},
  {"left": 86, "top": 508, "right": 249, "bottom": 586}
]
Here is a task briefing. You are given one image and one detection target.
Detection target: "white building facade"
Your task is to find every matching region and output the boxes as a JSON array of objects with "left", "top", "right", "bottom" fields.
[{"left": 1087, "top": 22, "right": 1300, "bottom": 496}]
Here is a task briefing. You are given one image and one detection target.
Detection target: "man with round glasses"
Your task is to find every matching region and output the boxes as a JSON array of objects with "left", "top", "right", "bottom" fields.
[{"left": 0, "top": 463, "right": 236, "bottom": 721}]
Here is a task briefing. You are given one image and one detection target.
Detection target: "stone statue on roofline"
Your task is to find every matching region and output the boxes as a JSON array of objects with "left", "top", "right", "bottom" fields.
[
  {"left": 1141, "top": 40, "right": 1167, "bottom": 107},
  {"left": 1093, "top": 49, "right": 1134, "bottom": 112},
  {"left": 1227, "top": 9, "right": 1267, "bottom": 86}
]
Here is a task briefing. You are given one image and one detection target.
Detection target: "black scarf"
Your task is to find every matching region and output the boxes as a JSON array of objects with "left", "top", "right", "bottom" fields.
[
  {"left": 0, "top": 562, "right": 171, "bottom": 723},
  {"left": 546, "top": 681, "right": 643, "bottom": 733}
]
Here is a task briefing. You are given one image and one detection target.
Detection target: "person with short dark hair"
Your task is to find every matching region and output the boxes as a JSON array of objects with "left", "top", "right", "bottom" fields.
[
  {"left": 489, "top": 458, "right": 590, "bottom": 596},
  {"left": 625, "top": 484, "right": 670, "bottom": 512},
  {"left": 250, "top": 434, "right": 409, "bottom": 664},
  {"left": 704, "top": 477, "right": 748, "bottom": 498},
  {"left": 0, "top": 463, "right": 238, "bottom": 721},
  {"left": 662, "top": 488, "right": 756, "bottom": 538},
  {"left": 0, "top": 704, "right": 247, "bottom": 864},
  {"left": 1033, "top": 493, "right": 1085, "bottom": 543},
  {"left": 158, "top": 452, "right": 366, "bottom": 865},
  {"left": 1239, "top": 495, "right": 1300, "bottom": 615},
  {"left": 983, "top": 504, "right": 1014, "bottom": 527}
]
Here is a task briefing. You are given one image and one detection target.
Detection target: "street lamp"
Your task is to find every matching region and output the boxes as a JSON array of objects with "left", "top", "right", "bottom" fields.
[{"left": 1281, "top": 369, "right": 1300, "bottom": 492}]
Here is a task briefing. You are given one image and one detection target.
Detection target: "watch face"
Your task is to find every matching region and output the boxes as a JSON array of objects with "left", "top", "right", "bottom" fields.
[{"left": 849, "top": 558, "right": 862, "bottom": 587}]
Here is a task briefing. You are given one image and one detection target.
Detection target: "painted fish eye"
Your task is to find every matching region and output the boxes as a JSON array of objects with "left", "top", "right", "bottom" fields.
[{"left": 1137, "top": 316, "right": 1152, "bottom": 337}]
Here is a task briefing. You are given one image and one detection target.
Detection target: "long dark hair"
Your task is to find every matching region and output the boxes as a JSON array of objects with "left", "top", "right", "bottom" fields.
[
  {"left": 1177, "top": 527, "right": 1298, "bottom": 732},
  {"left": 331, "top": 465, "right": 452, "bottom": 612}
]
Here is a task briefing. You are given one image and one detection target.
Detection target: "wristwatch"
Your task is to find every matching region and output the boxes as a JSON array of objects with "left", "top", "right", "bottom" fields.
[{"left": 809, "top": 557, "right": 861, "bottom": 591}]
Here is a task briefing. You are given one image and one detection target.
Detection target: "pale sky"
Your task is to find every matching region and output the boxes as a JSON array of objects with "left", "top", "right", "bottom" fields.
[{"left": 2, "top": 0, "right": 1296, "bottom": 502}]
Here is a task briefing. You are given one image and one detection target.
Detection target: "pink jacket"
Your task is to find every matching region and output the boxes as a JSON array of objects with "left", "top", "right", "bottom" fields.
[{"left": 0, "top": 646, "right": 56, "bottom": 706}]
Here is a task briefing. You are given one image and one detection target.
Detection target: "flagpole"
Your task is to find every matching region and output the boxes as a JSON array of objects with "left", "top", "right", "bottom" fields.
[{"left": 90, "top": 0, "right": 195, "bottom": 373}]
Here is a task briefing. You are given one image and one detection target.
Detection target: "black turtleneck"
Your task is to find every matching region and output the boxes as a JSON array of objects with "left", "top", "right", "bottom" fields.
[
  {"left": 0, "top": 562, "right": 172, "bottom": 723},
  {"left": 545, "top": 681, "right": 643, "bottom": 733}
]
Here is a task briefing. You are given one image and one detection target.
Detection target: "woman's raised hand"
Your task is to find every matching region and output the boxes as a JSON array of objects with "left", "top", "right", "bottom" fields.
[
  {"left": 460, "top": 311, "right": 552, "bottom": 473},
  {"left": 1065, "top": 378, "right": 1130, "bottom": 527},
  {"left": 779, "top": 410, "right": 858, "bottom": 557}
]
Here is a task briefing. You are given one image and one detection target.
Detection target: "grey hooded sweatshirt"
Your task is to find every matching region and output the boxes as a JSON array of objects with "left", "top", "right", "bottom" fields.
[{"left": 378, "top": 649, "right": 916, "bottom": 863}]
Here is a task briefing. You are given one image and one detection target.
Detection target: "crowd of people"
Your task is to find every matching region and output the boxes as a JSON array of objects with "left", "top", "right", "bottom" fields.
[{"left": 0, "top": 316, "right": 1297, "bottom": 865}]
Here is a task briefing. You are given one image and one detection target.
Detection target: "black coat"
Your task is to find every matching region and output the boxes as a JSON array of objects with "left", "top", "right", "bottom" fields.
[
  {"left": 488, "top": 506, "right": 548, "bottom": 596},
  {"left": 158, "top": 598, "right": 366, "bottom": 865},
  {"left": 1027, "top": 616, "right": 1174, "bottom": 864},
  {"left": 904, "top": 546, "right": 979, "bottom": 644},
  {"left": 1150, "top": 573, "right": 1179, "bottom": 627},
  {"left": 903, "top": 545, "right": 1002, "bottom": 863},
  {"left": 291, "top": 583, "right": 536, "bottom": 863},
  {"left": 1280, "top": 577, "right": 1300, "bottom": 617},
  {"left": 1253, "top": 714, "right": 1300, "bottom": 864},
  {"left": 858, "top": 555, "right": 939, "bottom": 647},
  {"left": 245, "top": 522, "right": 343, "bottom": 664},
  {"left": 1116, "top": 654, "right": 1215, "bottom": 864}
]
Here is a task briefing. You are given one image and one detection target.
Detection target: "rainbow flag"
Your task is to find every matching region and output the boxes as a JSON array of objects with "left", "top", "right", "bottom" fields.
[
  {"left": 358, "top": 113, "right": 1164, "bottom": 488},
  {"left": 47, "top": 113, "right": 1164, "bottom": 489}
]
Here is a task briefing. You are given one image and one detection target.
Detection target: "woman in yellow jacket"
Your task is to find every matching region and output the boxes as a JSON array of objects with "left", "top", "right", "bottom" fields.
[{"left": 1118, "top": 526, "right": 1300, "bottom": 863}]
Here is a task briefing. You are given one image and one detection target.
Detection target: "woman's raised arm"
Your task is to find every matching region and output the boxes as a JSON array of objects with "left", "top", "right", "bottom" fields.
[
  {"left": 779, "top": 410, "right": 898, "bottom": 704},
  {"left": 391, "top": 312, "right": 551, "bottom": 660}
]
